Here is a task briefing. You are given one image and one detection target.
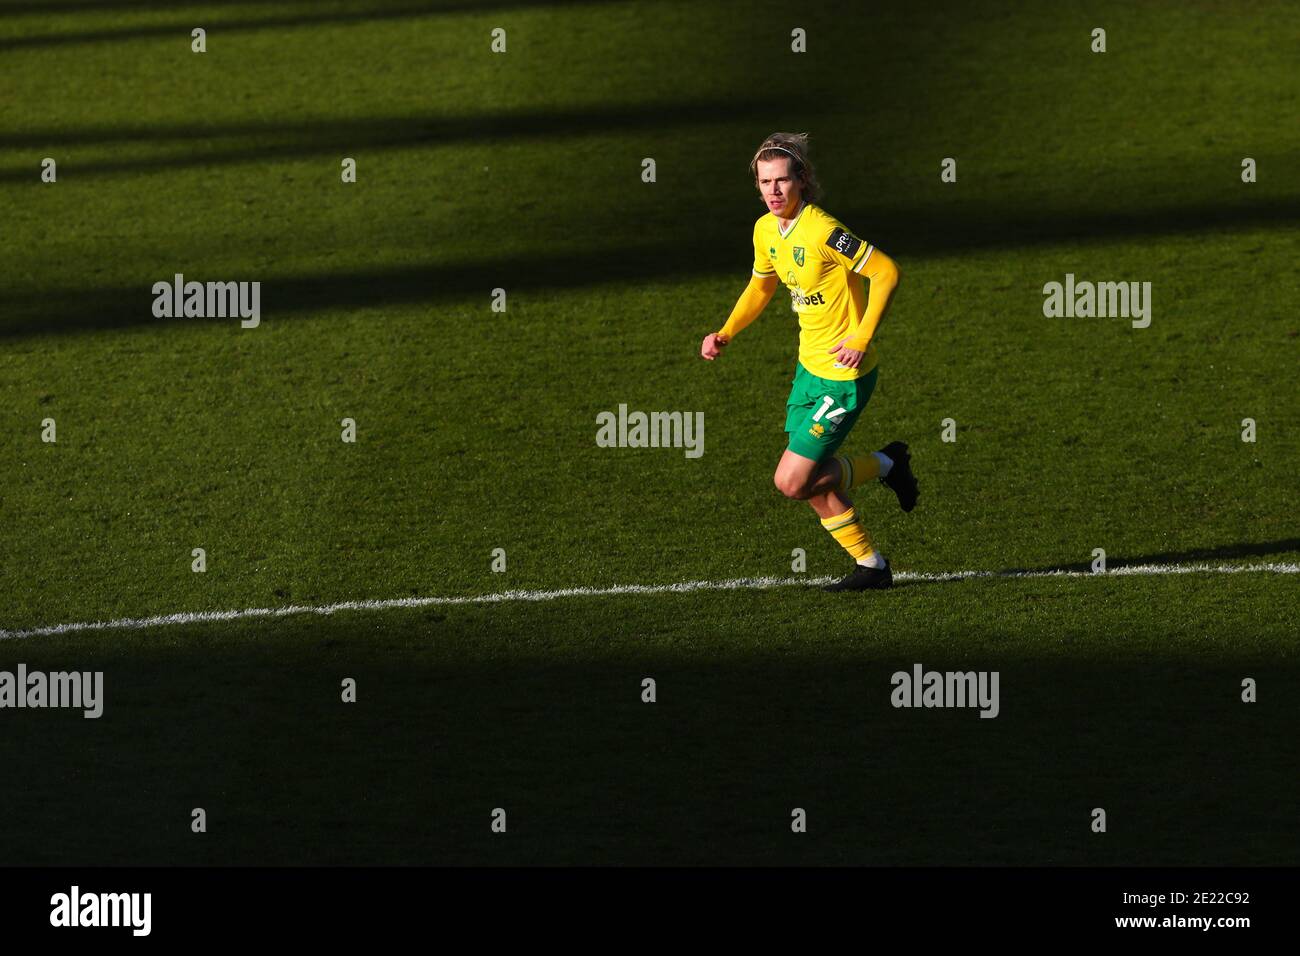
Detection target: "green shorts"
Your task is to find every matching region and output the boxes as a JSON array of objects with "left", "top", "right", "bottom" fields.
[{"left": 784, "top": 362, "right": 878, "bottom": 461}]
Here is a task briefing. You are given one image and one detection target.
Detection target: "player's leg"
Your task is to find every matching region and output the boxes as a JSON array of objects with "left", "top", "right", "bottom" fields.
[
  {"left": 779, "top": 441, "right": 912, "bottom": 504},
  {"left": 772, "top": 447, "right": 844, "bottom": 505},
  {"left": 776, "top": 366, "right": 890, "bottom": 590},
  {"left": 831, "top": 440, "right": 919, "bottom": 513},
  {"left": 774, "top": 447, "right": 884, "bottom": 575},
  {"left": 774, "top": 364, "right": 880, "bottom": 500}
]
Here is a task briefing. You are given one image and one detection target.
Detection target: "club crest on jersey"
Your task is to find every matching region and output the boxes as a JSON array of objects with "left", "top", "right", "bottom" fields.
[
  {"left": 827, "top": 227, "right": 863, "bottom": 260},
  {"left": 793, "top": 246, "right": 805, "bottom": 266}
]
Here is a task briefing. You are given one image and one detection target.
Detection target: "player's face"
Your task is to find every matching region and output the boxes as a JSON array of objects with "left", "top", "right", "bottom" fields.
[{"left": 756, "top": 157, "right": 802, "bottom": 217}]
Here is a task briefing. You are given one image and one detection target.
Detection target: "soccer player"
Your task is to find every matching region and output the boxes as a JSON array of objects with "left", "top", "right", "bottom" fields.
[{"left": 699, "top": 132, "right": 918, "bottom": 591}]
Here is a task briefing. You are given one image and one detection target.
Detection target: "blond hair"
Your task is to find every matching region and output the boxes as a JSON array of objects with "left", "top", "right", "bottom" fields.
[{"left": 749, "top": 132, "right": 822, "bottom": 204}]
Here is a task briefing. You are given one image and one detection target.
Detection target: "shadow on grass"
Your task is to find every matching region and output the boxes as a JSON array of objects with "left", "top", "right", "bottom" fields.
[
  {"left": 3, "top": 193, "right": 1296, "bottom": 339},
  {"left": 0, "top": 0, "right": 621, "bottom": 52},
  {"left": 0, "top": 609, "right": 1295, "bottom": 866},
  {"left": 0, "top": 98, "right": 770, "bottom": 157},
  {"left": 1012, "top": 538, "right": 1300, "bottom": 576},
  {"left": 883, "top": 538, "right": 1300, "bottom": 590},
  {"left": 881, "top": 538, "right": 1300, "bottom": 589}
]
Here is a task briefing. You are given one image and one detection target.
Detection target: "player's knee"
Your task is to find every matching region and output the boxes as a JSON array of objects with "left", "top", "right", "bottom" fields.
[{"left": 774, "top": 472, "right": 810, "bottom": 500}]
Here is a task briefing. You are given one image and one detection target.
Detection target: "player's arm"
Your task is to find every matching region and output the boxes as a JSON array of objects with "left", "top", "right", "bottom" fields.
[
  {"left": 702, "top": 224, "right": 780, "bottom": 360},
  {"left": 821, "top": 224, "right": 901, "bottom": 366},
  {"left": 843, "top": 246, "right": 900, "bottom": 352},
  {"left": 701, "top": 274, "right": 779, "bottom": 359}
]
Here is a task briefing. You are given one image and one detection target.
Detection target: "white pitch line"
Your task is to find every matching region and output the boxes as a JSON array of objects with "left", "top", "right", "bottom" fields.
[{"left": 0, "top": 561, "right": 1296, "bottom": 641}]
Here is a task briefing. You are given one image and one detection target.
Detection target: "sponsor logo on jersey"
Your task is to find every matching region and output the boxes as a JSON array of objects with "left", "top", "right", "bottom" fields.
[{"left": 789, "top": 290, "right": 826, "bottom": 307}]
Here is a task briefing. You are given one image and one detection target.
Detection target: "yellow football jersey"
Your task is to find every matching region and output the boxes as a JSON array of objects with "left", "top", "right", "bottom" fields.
[{"left": 752, "top": 201, "right": 879, "bottom": 381}]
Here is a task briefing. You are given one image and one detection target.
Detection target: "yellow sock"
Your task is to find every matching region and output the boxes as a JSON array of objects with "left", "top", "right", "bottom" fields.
[
  {"left": 820, "top": 507, "right": 876, "bottom": 563},
  {"left": 833, "top": 453, "right": 882, "bottom": 493}
]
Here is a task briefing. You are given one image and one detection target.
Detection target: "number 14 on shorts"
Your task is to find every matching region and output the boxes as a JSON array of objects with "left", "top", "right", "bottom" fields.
[{"left": 814, "top": 395, "right": 847, "bottom": 427}]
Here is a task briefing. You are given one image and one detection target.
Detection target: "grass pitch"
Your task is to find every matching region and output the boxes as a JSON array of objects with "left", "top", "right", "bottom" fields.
[{"left": 1, "top": 0, "right": 1297, "bottom": 865}]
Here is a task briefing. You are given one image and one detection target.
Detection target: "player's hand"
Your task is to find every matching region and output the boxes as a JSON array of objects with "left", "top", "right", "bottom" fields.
[
  {"left": 701, "top": 332, "right": 729, "bottom": 360},
  {"left": 829, "top": 339, "right": 865, "bottom": 369}
]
